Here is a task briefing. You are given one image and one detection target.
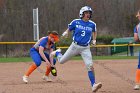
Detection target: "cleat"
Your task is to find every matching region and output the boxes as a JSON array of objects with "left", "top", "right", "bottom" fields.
[
  {"left": 134, "top": 84, "right": 140, "bottom": 90},
  {"left": 92, "top": 82, "right": 102, "bottom": 92},
  {"left": 51, "top": 48, "right": 61, "bottom": 56},
  {"left": 42, "top": 75, "right": 52, "bottom": 82},
  {"left": 22, "top": 75, "right": 28, "bottom": 83}
]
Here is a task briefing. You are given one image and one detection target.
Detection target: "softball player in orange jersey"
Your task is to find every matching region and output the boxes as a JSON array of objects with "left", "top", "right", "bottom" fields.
[{"left": 22, "top": 31, "right": 59, "bottom": 83}]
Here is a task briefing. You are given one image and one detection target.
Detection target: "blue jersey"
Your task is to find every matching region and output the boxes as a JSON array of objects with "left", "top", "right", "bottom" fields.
[
  {"left": 134, "top": 26, "right": 137, "bottom": 33},
  {"left": 68, "top": 19, "right": 96, "bottom": 45},
  {"left": 134, "top": 23, "right": 140, "bottom": 33},
  {"left": 33, "top": 36, "right": 54, "bottom": 51}
]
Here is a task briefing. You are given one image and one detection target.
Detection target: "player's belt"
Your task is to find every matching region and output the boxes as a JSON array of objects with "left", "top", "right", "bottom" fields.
[{"left": 73, "top": 41, "right": 88, "bottom": 47}]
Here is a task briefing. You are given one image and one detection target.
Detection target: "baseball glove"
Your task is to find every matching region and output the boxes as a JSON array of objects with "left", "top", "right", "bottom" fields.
[{"left": 51, "top": 66, "right": 57, "bottom": 76}]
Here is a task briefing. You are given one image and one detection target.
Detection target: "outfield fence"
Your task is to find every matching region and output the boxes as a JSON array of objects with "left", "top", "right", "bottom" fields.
[{"left": 0, "top": 42, "right": 140, "bottom": 57}]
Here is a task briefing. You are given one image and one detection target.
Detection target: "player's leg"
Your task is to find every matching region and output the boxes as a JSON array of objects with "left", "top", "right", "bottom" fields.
[
  {"left": 43, "top": 53, "right": 51, "bottom": 76},
  {"left": 51, "top": 42, "right": 79, "bottom": 64},
  {"left": 59, "top": 42, "right": 80, "bottom": 63},
  {"left": 81, "top": 47, "right": 102, "bottom": 92},
  {"left": 42, "top": 53, "right": 57, "bottom": 81},
  {"left": 23, "top": 48, "right": 42, "bottom": 83},
  {"left": 134, "top": 51, "right": 140, "bottom": 90}
]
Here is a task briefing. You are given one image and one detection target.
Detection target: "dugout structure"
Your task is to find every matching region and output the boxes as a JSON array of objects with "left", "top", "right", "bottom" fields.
[{"left": 111, "top": 37, "right": 135, "bottom": 56}]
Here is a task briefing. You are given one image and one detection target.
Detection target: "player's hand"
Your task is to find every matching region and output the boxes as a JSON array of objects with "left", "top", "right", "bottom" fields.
[
  {"left": 50, "top": 64, "right": 55, "bottom": 68},
  {"left": 62, "top": 31, "right": 68, "bottom": 38},
  {"left": 92, "top": 40, "right": 96, "bottom": 45}
]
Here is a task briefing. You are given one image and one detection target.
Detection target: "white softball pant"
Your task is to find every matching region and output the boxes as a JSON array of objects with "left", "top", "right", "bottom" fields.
[{"left": 57, "top": 42, "right": 93, "bottom": 71}]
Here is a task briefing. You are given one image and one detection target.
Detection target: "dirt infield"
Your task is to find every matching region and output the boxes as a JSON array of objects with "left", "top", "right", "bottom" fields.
[{"left": 0, "top": 59, "right": 140, "bottom": 93}]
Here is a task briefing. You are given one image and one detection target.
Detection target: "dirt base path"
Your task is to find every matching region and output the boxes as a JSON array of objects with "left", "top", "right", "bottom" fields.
[{"left": 0, "top": 59, "right": 140, "bottom": 93}]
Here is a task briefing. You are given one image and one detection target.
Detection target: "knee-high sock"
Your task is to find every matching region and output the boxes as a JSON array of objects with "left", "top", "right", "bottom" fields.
[
  {"left": 25, "top": 63, "right": 37, "bottom": 76},
  {"left": 135, "top": 69, "right": 140, "bottom": 84},
  {"left": 45, "top": 66, "right": 51, "bottom": 76},
  {"left": 88, "top": 71, "right": 95, "bottom": 86}
]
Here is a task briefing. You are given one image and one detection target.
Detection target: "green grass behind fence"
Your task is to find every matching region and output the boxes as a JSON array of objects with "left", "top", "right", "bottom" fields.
[
  {"left": 0, "top": 57, "right": 32, "bottom": 62},
  {"left": 0, "top": 56, "right": 138, "bottom": 63}
]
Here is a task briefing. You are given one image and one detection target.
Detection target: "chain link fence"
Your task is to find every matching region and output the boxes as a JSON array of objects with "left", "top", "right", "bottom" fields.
[{"left": 0, "top": 43, "right": 139, "bottom": 57}]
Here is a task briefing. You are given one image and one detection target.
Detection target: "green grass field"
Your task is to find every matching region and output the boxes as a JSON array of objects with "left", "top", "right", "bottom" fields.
[{"left": 0, "top": 56, "right": 138, "bottom": 63}]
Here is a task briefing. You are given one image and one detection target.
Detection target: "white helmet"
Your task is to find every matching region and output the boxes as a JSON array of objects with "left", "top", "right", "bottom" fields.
[{"left": 79, "top": 6, "right": 93, "bottom": 18}]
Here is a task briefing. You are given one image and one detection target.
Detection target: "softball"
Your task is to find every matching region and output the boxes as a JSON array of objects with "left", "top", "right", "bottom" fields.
[{"left": 52, "top": 69, "right": 56, "bottom": 73}]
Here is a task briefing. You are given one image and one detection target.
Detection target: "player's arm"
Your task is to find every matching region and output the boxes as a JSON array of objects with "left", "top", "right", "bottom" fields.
[
  {"left": 92, "top": 22, "right": 97, "bottom": 45},
  {"left": 49, "top": 48, "right": 54, "bottom": 66},
  {"left": 39, "top": 46, "right": 51, "bottom": 66},
  {"left": 93, "top": 31, "right": 97, "bottom": 41},
  {"left": 62, "top": 28, "right": 69, "bottom": 37},
  {"left": 39, "top": 38, "right": 51, "bottom": 66},
  {"left": 62, "top": 20, "right": 76, "bottom": 37},
  {"left": 134, "top": 25, "right": 140, "bottom": 42},
  {"left": 92, "top": 31, "right": 97, "bottom": 45},
  {"left": 134, "top": 33, "right": 139, "bottom": 41}
]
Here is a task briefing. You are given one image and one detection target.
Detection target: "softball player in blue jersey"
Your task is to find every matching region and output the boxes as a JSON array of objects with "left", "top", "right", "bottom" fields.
[
  {"left": 22, "top": 31, "right": 59, "bottom": 83},
  {"left": 134, "top": 10, "right": 140, "bottom": 90},
  {"left": 51, "top": 6, "right": 102, "bottom": 92}
]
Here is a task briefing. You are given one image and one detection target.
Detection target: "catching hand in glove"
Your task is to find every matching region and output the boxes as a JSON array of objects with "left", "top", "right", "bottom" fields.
[{"left": 50, "top": 66, "right": 57, "bottom": 76}]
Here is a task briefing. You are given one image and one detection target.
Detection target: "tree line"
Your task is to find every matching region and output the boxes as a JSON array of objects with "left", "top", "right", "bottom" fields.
[
  {"left": 0, "top": 0, "right": 140, "bottom": 57},
  {"left": 0, "top": 0, "right": 140, "bottom": 42}
]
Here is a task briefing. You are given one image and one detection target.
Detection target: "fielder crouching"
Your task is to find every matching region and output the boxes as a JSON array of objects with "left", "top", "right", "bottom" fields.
[
  {"left": 50, "top": 6, "right": 102, "bottom": 93},
  {"left": 22, "top": 31, "right": 59, "bottom": 83}
]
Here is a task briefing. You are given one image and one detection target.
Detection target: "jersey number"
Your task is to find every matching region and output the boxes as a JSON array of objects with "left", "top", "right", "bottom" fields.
[{"left": 81, "top": 31, "right": 85, "bottom": 36}]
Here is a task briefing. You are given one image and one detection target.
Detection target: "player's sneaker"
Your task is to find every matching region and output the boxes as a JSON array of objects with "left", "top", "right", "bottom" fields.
[
  {"left": 51, "top": 48, "right": 61, "bottom": 56},
  {"left": 134, "top": 84, "right": 140, "bottom": 90},
  {"left": 92, "top": 82, "right": 102, "bottom": 92},
  {"left": 22, "top": 75, "right": 28, "bottom": 83},
  {"left": 42, "top": 75, "right": 52, "bottom": 82}
]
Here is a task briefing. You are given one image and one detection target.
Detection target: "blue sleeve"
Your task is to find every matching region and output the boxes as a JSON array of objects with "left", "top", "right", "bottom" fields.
[
  {"left": 39, "top": 38, "right": 48, "bottom": 48},
  {"left": 92, "top": 24, "right": 96, "bottom": 32},
  {"left": 134, "top": 26, "right": 137, "bottom": 33},
  {"left": 68, "top": 20, "right": 76, "bottom": 31}
]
